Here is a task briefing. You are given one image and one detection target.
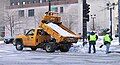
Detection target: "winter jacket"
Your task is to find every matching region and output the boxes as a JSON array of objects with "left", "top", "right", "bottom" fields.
[
  {"left": 88, "top": 33, "right": 98, "bottom": 44},
  {"left": 104, "top": 34, "right": 113, "bottom": 45}
]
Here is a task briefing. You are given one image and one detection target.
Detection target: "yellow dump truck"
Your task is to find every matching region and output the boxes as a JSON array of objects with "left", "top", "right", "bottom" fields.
[{"left": 15, "top": 12, "right": 80, "bottom": 52}]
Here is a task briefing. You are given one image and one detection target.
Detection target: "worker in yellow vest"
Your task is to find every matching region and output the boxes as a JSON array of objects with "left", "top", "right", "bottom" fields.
[
  {"left": 88, "top": 31, "right": 98, "bottom": 53},
  {"left": 104, "top": 32, "right": 113, "bottom": 54}
]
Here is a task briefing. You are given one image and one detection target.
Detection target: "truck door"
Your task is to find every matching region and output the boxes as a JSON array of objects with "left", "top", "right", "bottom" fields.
[{"left": 25, "top": 29, "right": 35, "bottom": 46}]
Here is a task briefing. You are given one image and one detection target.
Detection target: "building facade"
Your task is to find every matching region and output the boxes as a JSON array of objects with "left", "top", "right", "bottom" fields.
[
  {"left": 114, "top": 0, "right": 118, "bottom": 34},
  {"left": 0, "top": 0, "right": 10, "bottom": 37},
  {"left": 5, "top": 0, "right": 117, "bottom": 36}
]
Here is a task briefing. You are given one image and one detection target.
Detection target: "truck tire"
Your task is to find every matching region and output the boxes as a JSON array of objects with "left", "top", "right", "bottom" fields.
[
  {"left": 60, "top": 44, "right": 70, "bottom": 52},
  {"left": 45, "top": 43, "right": 55, "bottom": 53},
  {"left": 16, "top": 41, "right": 23, "bottom": 51},
  {"left": 31, "top": 47, "right": 37, "bottom": 51}
]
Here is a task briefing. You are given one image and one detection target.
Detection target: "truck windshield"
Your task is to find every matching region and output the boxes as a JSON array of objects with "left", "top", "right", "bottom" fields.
[{"left": 26, "top": 29, "right": 35, "bottom": 35}]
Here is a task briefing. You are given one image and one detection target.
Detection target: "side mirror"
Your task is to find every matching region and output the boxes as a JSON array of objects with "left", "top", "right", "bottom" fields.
[
  {"left": 24, "top": 29, "right": 29, "bottom": 35},
  {"left": 24, "top": 30, "right": 26, "bottom": 35}
]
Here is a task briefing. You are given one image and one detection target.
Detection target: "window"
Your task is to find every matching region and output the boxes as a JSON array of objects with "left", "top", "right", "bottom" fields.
[
  {"left": 22, "top": 2, "right": 26, "bottom": 5},
  {"left": 11, "top": 2, "right": 15, "bottom": 5},
  {"left": 18, "top": 10, "right": 24, "bottom": 17},
  {"left": 60, "top": 7, "right": 63, "bottom": 13},
  {"left": 42, "top": 0, "right": 46, "bottom": 2},
  {"left": 39, "top": 0, "right": 42, "bottom": 3},
  {"left": 26, "top": 29, "right": 35, "bottom": 35},
  {"left": 33, "top": 1, "right": 37, "bottom": 3},
  {"left": 28, "top": 9, "right": 34, "bottom": 17},
  {"left": 18, "top": 2, "right": 20, "bottom": 5}
]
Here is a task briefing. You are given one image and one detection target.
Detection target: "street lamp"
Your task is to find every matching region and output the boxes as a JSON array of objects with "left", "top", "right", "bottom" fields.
[
  {"left": 91, "top": 14, "right": 96, "bottom": 31},
  {"left": 106, "top": 2, "right": 115, "bottom": 36},
  {"left": 48, "top": 0, "right": 51, "bottom": 11}
]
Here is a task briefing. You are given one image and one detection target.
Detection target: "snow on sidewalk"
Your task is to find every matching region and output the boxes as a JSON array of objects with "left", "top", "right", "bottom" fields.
[
  {"left": 70, "top": 36, "right": 120, "bottom": 53},
  {"left": 0, "top": 41, "right": 4, "bottom": 44}
]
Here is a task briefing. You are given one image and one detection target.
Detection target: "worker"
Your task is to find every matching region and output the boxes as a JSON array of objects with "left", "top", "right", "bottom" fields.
[
  {"left": 103, "top": 32, "right": 113, "bottom": 54},
  {"left": 88, "top": 31, "right": 98, "bottom": 53}
]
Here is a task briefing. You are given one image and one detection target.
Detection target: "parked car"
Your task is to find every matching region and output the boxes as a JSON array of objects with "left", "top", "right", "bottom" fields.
[{"left": 4, "top": 36, "right": 14, "bottom": 44}]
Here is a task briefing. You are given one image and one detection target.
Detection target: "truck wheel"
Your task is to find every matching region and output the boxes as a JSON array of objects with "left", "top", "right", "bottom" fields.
[
  {"left": 45, "top": 43, "right": 55, "bottom": 53},
  {"left": 60, "top": 44, "right": 70, "bottom": 52},
  {"left": 31, "top": 47, "right": 37, "bottom": 51},
  {"left": 16, "top": 42, "right": 23, "bottom": 51}
]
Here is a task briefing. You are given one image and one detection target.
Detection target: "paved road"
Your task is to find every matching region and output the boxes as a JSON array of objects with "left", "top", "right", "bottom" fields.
[{"left": 0, "top": 44, "right": 120, "bottom": 65}]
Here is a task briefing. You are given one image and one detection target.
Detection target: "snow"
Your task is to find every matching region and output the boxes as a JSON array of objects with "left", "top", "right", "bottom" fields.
[
  {"left": 70, "top": 36, "right": 120, "bottom": 53},
  {"left": 0, "top": 41, "right": 4, "bottom": 44},
  {"left": 46, "top": 23, "right": 76, "bottom": 37}
]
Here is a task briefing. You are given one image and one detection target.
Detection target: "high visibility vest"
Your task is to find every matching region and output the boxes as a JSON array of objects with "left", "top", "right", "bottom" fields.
[
  {"left": 90, "top": 35, "right": 96, "bottom": 41},
  {"left": 104, "top": 34, "right": 111, "bottom": 42}
]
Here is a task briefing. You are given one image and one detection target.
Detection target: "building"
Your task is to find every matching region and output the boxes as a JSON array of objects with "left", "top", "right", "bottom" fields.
[
  {"left": 114, "top": 0, "right": 118, "bottom": 34},
  {"left": 5, "top": 0, "right": 117, "bottom": 36},
  {"left": 0, "top": 0, "right": 10, "bottom": 37}
]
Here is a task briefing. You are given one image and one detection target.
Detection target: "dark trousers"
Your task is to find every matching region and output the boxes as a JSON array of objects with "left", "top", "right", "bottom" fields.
[
  {"left": 88, "top": 43, "right": 96, "bottom": 53},
  {"left": 105, "top": 43, "right": 110, "bottom": 54}
]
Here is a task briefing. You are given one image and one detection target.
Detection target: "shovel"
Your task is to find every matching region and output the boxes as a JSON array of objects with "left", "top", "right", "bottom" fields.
[{"left": 99, "top": 44, "right": 104, "bottom": 48}]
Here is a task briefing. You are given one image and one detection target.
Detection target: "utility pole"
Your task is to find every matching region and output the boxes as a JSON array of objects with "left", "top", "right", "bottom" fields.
[
  {"left": 106, "top": 3, "right": 115, "bottom": 36},
  {"left": 83, "top": 0, "right": 90, "bottom": 46},
  {"left": 118, "top": 0, "right": 120, "bottom": 44},
  {"left": 110, "top": 8, "right": 112, "bottom": 36}
]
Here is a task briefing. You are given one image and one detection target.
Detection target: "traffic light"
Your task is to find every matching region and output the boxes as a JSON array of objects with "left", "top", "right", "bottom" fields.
[{"left": 83, "top": 3, "right": 90, "bottom": 21}]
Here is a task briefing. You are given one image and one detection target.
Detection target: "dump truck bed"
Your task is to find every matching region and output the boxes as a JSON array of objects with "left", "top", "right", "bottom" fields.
[
  {"left": 38, "top": 12, "right": 80, "bottom": 43},
  {"left": 40, "top": 22, "right": 79, "bottom": 43}
]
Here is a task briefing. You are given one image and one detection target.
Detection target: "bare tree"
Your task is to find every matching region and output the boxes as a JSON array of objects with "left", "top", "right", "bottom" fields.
[
  {"left": 60, "top": 13, "right": 78, "bottom": 31},
  {"left": 33, "top": 12, "right": 44, "bottom": 27},
  {"left": 88, "top": 20, "right": 100, "bottom": 31},
  {"left": 2, "top": 11, "right": 21, "bottom": 37}
]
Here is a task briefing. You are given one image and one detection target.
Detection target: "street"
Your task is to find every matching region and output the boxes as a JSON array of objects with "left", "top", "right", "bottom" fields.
[{"left": 0, "top": 43, "right": 120, "bottom": 65}]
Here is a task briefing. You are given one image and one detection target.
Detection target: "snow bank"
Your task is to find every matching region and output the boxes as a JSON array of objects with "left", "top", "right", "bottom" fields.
[
  {"left": 96, "top": 36, "right": 119, "bottom": 46},
  {"left": 47, "top": 23, "right": 76, "bottom": 37},
  {"left": 0, "top": 41, "right": 4, "bottom": 44},
  {"left": 70, "top": 36, "right": 120, "bottom": 53}
]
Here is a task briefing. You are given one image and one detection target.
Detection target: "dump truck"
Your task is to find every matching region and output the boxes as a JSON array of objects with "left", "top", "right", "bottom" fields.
[{"left": 14, "top": 12, "right": 80, "bottom": 52}]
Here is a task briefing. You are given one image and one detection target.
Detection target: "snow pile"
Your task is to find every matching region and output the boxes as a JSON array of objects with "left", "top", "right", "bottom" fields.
[
  {"left": 70, "top": 42, "right": 89, "bottom": 53},
  {"left": 69, "top": 36, "right": 120, "bottom": 53},
  {"left": 0, "top": 41, "right": 4, "bottom": 44},
  {"left": 46, "top": 23, "right": 76, "bottom": 37}
]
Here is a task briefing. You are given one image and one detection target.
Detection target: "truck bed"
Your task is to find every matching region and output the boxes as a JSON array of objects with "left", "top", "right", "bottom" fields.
[{"left": 40, "top": 22, "right": 79, "bottom": 43}]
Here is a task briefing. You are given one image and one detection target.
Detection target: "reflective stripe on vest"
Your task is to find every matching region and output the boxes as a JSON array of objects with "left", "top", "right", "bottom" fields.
[
  {"left": 104, "top": 34, "right": 111, "bottom": 42},
  {"left": 90, "top": 35, "right": 96, "bottom": 41}
]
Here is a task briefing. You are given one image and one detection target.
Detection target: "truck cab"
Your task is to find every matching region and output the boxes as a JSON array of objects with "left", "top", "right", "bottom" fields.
[{"left": 15, "top": 28, "right": 51, "bottom": 51}]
